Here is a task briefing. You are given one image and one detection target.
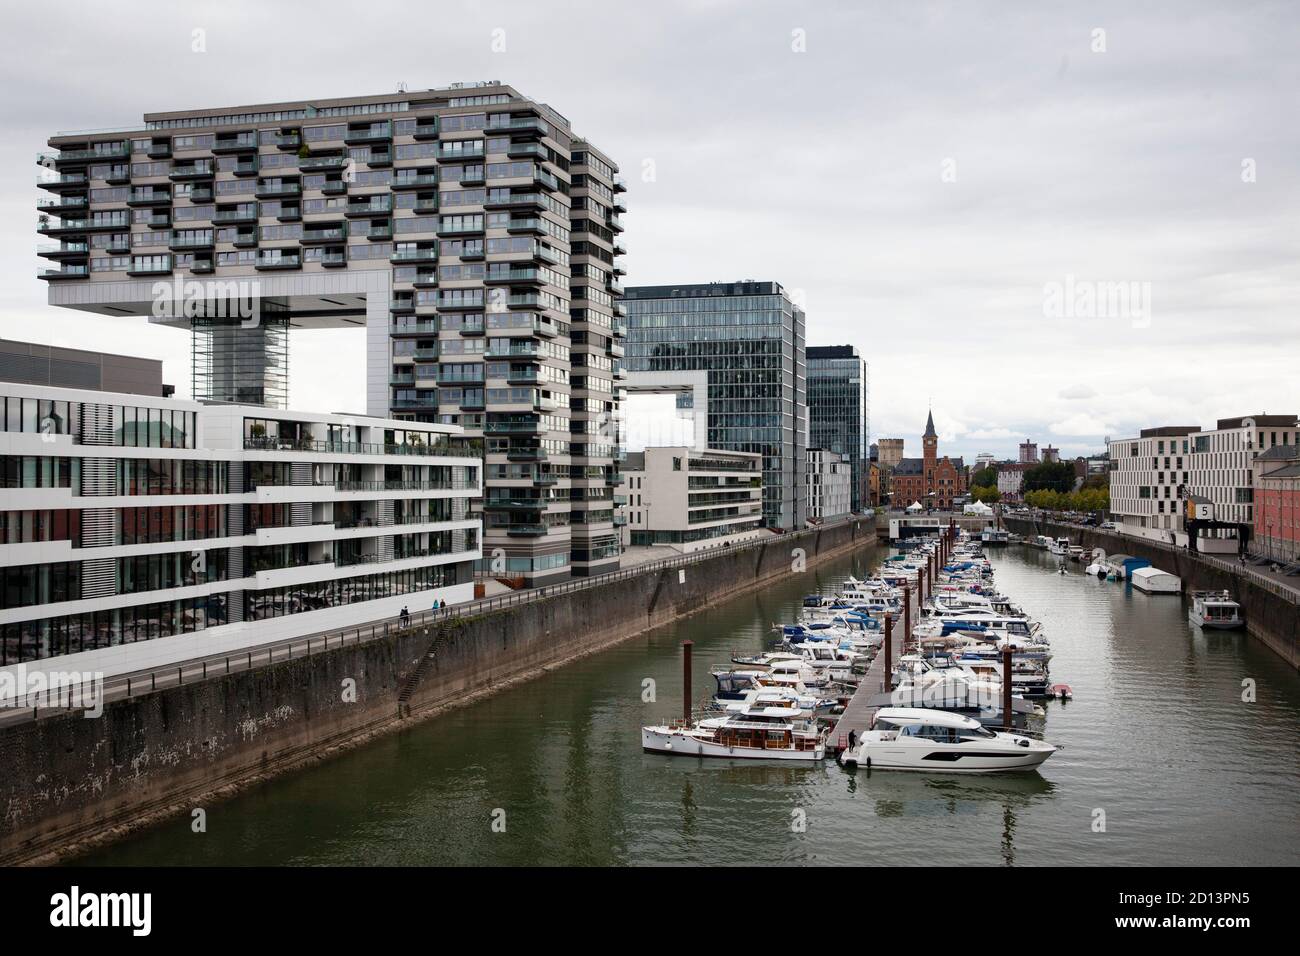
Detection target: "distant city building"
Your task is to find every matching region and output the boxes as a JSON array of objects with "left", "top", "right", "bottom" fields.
[
  {"left": 0, "top": 381, "right": 482, "bottom": 679},
  {"left": 975, "top": 452, "right": 995, "bottom": 472},
  {"left": 1, "top": 339, "right": 167, "bottom": 397},
  {"left": 1018, "top": 440, "right": 1039, "bottom": 464},
  {"left": 877, "top": 438, "right": 904, "bottom": 471},
  {"left": 1041, "top": 445, "right": 1060, "bottom": 464},
  {"left": 1108, "top": 426, "right": 1199, "bottom": 542},
  {"left": 890, "top": 411, "right": 966, "bottom": 510},
  {"left": 619, "top": 446, "right": 764, "bottom": 552},
  {"left": 868, "top": 459, "right": 882, "bottom": 508},
  {"left": 806, "top": 345, "right": 869, "bottom": 512},
  {"left": 876, "top": 437, "right": 904, "bottom": 504},
  {"left": 997, "top": 462, "right": 1033, "bottom": 501},
  {"left": 1253, "top": 445, "right": 1300, "bottom": 562},
  {"left": 624, "top": 281, "right": 807, "bottom": 530},
  {"left": 806, "top": 448, "right": 852, "bottom": 521}
]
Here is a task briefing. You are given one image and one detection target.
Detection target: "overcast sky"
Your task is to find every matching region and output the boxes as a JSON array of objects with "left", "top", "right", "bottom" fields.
[{"left": 3, "top": 1, "right": 1296, "bottom": 461}]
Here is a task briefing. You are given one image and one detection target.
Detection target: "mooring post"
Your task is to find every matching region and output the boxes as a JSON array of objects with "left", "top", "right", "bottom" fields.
[
  {"left": 1002, "top": 644, "right": 1014, "bottom": 731},
  {"left": 883, "top": 614, "right": 893, "bottom": 693},
  {"left": 903, "top": 584, "right": 911, "bottom": 647},
  {"left": 682, "top": 639, "right": 693, "bottom": 724}
]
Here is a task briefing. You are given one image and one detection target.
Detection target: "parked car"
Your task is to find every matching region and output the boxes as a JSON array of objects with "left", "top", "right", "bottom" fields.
[{"left": 1101, "top": 521, "right": 1116, "bottom": 530}]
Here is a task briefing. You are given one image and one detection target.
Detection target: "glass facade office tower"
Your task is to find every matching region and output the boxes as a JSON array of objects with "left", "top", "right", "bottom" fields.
[
  {"left": 623, "top": 281, "right": 807, "bottom": 530},
  {"left": 807, "top": 345, "right": 869, "bottom": 512},
  {"left": 37, "top": 82, "right": 624, "bottom": 586}
]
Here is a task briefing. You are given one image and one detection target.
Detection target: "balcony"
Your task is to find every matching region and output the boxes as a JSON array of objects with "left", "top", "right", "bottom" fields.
[
  {"left": 36, "top": 195, "right": 87, "bottom": 215},
  {"left": 256, "top": 180, "right": 302, "bottom": 199},
  {"left": 613, "top": 195, "right": 628, "bottom": 213},
  {"left": 505, "top": 218, "right": 543, "bottom": 234},
  {"left": 390, "top": 372, "right": 416, "bottom": 386},
  {"left": 37, "top": 241, "right": 89, "bottom": 260},
  {"left": 505, "top": 523, "right": 549, "bottom": 536},
  {"left": 390, "top": 397, "right": 441, "bottom": 412},
  {"left": 484, "top": 419, "right": 543, "bottom": 435},
  {"left": 613, "top": 175, "right": 627, "bottom": 192},
  {"left": 410, "top": 117, "right": 439, "bottom": 140},
  {"left": 38, "top": 173, "right": 88, "bottom": 193},
  {"left": 146, "top": 141, "right": 172, "bottom": 159},
  {"left": 414, "top": 197, "right": 440, "bottom": 214},
  {"left": 299, "top": 154, "right": 348, "bottom": 171},
  {"left": 320, "top": 178, "right": 348, "bottom": 195},
  {"left": 507, "top": 142, "right": 547, "bottom": 161},
  {"left": 437, "top": 220, "right": 485, "bottom": 237},
  {"left": 187, "top": 258, "right": 214, "bottom": 274},
  {"left": 255, "top": 251, "right": 302, "bottom": 271},
  {"left": 41, "top": 142, "right": 129, "bottom": 166},
  {"left": 366, "top": 149, "right": 392, "bottom": 169},
  {"left": 487, "top": 116, "right": 550, "bottom": 137},
  {"left": 127, "top": 188, "right": 171, "bottom": 207},
  {"left": 483, "top": 497, "right": 545, "bottom": 510},
  {"left": 38, "top": 216, "right": 122, "bottom": 235},
  {"left": 213, "top": 132, "right": 259, "bottom": 153},
  {"left": 345, "top": 196, "right": 392, "bottom": 217},
  {"left": 187, "top": 186, "right": 215, "bottom": 203},
  {"left": 458, "top": 168, "right": 486, "bottom": 186},
  {"left": 319, "top": 250, "right": 348, "bottom": 268},
  {"left": 345, "top": 123, "right": 392, "bottom": 145},
  {"left": 37, "top": 265, "right": 89, "bottom": 281},
  {"left": 103, "top": 166, "right": 132, "bottom": 185},
  {"left": 484, "top": 191, "right": 544, "bottom": 210},
  {"left": 214, "top": 207, "right": 257, "bottom": 224},
  {"left": 269, "top": 130, "right": 302, "bottom": 151},
  {"left": 437, "top": 142, "right": 486, "bottom": 161},
  {"left": 142, "top": 211, "right": 172, "bottom": 229},
  {"left": 534, "top": 170, "right": 559, "bottom": 191},
  {"left": 392, "top": 172, "right": 438, "bottom": 191},
  {"left": 231, "top": 229, "right": 259, "bottom": 248},
  {"left": 391, "top": 320, "right": 438, "bottom": 336},
  {"left": 276, "top": 205, "right": 301, "bottom": 223},
  {"left": 301, "top": 224, "right": 348, "bottom": 245},
  {"left": 486, "top": 342, "right": 541, "bottom": 359},
  {"left": 505, "top": 368, "right": 539, "bottom": 384},
  {"left": 485, "top": 266, "right": 544, "bottom": 285},
  {"left": 230, "top": 158, "right": 260, "bottom": 177},
  {"left": 169, "top": 233, "right": 215, "bottom": 252},
  {"left": 412, "top": 346, "right": 440, "bottom": 360},
  {"left": 506, "top": 446, "right": 547, "bottom": 462},
  {"left": 364, "top": 222, "right": 394, "bottom": 241},
  {"left": 391, "top": 246, "right": 438, "bottom": 264},
  {"left": 169, "top": 161, "right": 215, "bottom": 181},
  {"left": 606, "top": 340, "right": 625, "bottom": 359},
  {"left": 126, "top": 256, "right": 173, "bottom": 276}
]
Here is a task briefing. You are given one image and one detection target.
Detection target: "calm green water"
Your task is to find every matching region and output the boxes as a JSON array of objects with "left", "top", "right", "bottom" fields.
[{"left": 75, "top": 545, "right": 1300, "bottom": 866}]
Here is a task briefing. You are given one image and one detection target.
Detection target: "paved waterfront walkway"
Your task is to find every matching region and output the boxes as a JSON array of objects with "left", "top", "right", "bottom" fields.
[{"left": 830, "top": 582, "right": 916, "bottom": 752}]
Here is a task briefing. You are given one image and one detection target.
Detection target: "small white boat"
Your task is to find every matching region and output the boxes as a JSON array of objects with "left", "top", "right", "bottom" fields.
[
  {"left": 840, "top": 707, "right": 1057, "bottom": 773},
  {"left": 1188, "top": 591, "right": 1245, "bottom": 630}
]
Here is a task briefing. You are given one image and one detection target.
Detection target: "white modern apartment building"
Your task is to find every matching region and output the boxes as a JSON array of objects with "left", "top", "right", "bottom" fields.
[
  {"left": 806, "top": 448, "right": 852, "bottom": 521},
  {"left": 1185, "top": 415, "right": 1299, "bottom": 537},
  {"left": 619, "top": 446, "right": 764, "bottom": 552},
  {"left": 1, "top": 382, "right": 481, "bottom": 680},
  {"left": 1108, "top": 426, "right": 1198, "bottom": 542}
]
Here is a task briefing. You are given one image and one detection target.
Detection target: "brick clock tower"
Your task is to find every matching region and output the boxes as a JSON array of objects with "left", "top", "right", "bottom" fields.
[{"left": 923, "top": 409, "right": 938, "bottom": 484}]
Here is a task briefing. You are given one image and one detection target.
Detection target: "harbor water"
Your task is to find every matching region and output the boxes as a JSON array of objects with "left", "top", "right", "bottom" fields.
[{"left": 74, "top": 544, "right": 1300, "bottom": 866}]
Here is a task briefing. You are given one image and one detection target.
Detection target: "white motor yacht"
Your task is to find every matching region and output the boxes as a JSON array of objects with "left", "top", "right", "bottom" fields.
[
  {"left": 839, "top": 707, "right": 1057, "bottom": 773},
  {"left": 1188, "top": 590, "right": 1245, "bottom": 630},
  {"left": 642, "top": 696, "right": 826, "bottom": 762}
]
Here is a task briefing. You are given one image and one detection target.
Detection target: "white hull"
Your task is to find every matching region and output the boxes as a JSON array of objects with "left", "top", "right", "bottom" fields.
[
  {"left": 641, "top": 726, "right": 824, "bottom": 762},
  {"left": 1189, "top": 611, "right": 1245, "bottom": 630},
  {"left": 847, "top": 740, "right": 1054, "bottom": 773}
]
